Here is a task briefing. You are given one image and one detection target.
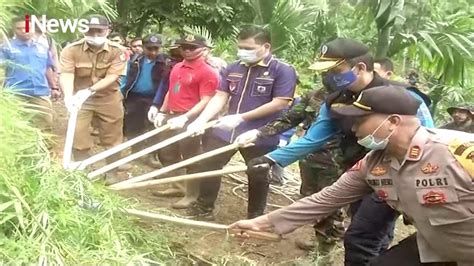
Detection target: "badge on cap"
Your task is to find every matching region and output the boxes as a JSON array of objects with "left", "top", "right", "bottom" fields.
[
  {"left": 89, "top": 17, "right": 100, "bottom": 25},
  {"left": 185, "top": 34, "right": 195, "bottom": 42},
  {"left": 421, "top": 163, "right": 439, "bottom": 174},
  {"left": 150, "top": 36, "right": 158, "bottom": 43},
  {"left": 321, "top": 45, "right": 328, "bottom": 56},
  {"left": 370, "top": 166, "right": 387, "bottom": 176},
  {"left": 422, "top": 191, "right": 446, "bottom": 204}
]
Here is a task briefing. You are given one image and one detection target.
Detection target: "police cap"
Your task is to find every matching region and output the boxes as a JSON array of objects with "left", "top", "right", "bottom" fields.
[
  {"left": 332, "top": 86, "right": 420, "bottom": 117},
  {"left": 309, "top": 38, "right": 369, "bottom": 71},
  {"left": 144, "top": 34, "right": 163, "bottom": 48},
  {"left": 85, "top": 14, "right": 109, "bottom": 29},
  {"left": 176, "top": 34, "right": 211, "bottom": 48}
]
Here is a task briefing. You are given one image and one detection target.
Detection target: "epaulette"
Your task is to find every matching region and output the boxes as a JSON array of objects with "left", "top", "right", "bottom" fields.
[{"left": 448, "top": 138, "right": 473, "bottom": 180}]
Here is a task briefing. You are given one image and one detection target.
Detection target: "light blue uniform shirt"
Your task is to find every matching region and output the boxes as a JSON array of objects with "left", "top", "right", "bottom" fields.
[{"left": 0, "top": 38, "right": 52, "bottom": 96}]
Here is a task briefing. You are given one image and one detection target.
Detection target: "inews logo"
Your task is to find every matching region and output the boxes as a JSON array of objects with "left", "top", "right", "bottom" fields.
[{"left": 24, "top": 15, "right": 90, "bottom": 33}]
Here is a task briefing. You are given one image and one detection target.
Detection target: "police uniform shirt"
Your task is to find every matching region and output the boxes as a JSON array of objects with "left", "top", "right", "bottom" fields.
[
  {"left": 60, "top": 39, "right": 127, "bottom": 98},
  {"left": 267, "top": 127, "right": 474, "bottom": 263}
]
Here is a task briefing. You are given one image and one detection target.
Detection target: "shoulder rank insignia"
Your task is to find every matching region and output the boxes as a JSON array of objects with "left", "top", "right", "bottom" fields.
[
  {"left": 422, "top": 191, "right": 446, "bottom": 204},
  {"left": 408, "top": 145, "right": 421, "bottom": 160},
  {"left": 421, "top": 163, "right": 439, "bottom": 174},
  {"left": 448, "top": 139, "right": 473, "bottom": 180},
  {"left": 370, "top": 166, "right": 387, "bottom": 176}
]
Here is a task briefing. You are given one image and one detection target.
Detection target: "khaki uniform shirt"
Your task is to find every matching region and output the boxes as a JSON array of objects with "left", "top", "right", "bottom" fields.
[
  {"left": 268, "top": 127, "right": 474, "bottom": 263},
  {"left": 59, "top": 39, "right": 126, "bottom": 99}
]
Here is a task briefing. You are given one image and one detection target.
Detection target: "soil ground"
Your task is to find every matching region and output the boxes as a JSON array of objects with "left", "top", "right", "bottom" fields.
[{"left": 51, "top": 102, "right": 415, "bottom": 265}]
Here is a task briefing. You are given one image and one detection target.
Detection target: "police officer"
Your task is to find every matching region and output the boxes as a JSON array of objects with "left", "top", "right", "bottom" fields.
[
  {"left": 0, "top": 16, "right": 55, "bottom": 132},
  {"left": 441, "top": 105, "right": 473, "bottom": 133},
  {"left": 231, "top": 86, "right": 474, "bottom": 265},
  {"left": 186, "top": 25, "right": 297, "bottom": 219},
  {"left": 122, "top": 34, "right": 169, "bottom": 156},
  {"left": 59, "top": 14, "right": 129, "bottom": 178},
  {"left": 241, "top": 38, "right": 434, "bottom": 265}
]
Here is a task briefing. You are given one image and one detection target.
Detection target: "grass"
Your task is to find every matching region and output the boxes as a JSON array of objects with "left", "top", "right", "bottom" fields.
[{"left": 0, "top": 90, "right": 175, "bottom": 264}]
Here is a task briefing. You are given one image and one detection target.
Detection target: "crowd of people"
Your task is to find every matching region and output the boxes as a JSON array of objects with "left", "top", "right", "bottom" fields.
[{"left": 1, "top": 13, "right": 473, "bottom": 266}]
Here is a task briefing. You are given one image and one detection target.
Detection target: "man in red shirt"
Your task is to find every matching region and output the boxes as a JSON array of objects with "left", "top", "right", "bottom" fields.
[{"left": 149, "top": 34, "right": 219, "bottom": 208}]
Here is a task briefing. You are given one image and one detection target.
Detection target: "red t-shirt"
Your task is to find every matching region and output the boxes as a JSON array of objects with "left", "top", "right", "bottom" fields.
[{"left": 167, "top": 58, "right": 219, "bottom": 112}]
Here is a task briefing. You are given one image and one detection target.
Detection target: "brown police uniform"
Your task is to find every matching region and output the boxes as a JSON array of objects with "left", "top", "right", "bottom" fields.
[
  {"left": 265, "top": 87, "right": 474, "bottom": 264},
  {"left": 60, "top": 39, "right": 127, "bottom": 153}
]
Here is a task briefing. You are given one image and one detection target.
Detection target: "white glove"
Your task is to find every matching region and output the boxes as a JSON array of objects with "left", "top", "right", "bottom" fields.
[
  {"left": 148, "top": 106, "right": 159, "bottom": 123},
  {"left": 167, "top": 115, "right": 189, "bottom": 130},
  {"left": 278, "top": 139, "right": 288, "bottom": 147},
  {"left": 187, "top": 119, "right": 208, "bottom": 135},
  {"left": 64, "top": 95, "right": 75, "bottom": 113},
  {"left": 73, "top": 88, "right": 93, "bottom": 107},
  {"left": 215, "top": 114, "right": 244, "bottom": 131},
  {"left": 153, "top": 112, "right": 167, "bottom": 128},
  {"left": 235, "top": 129, "right": 260, "bottom": 147}
]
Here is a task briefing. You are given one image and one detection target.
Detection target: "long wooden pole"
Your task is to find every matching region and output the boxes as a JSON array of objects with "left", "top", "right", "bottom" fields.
[
  {"left": 110, "top": 165, "right": 248, "bottom": 191},
  {"left": 109, "top": 142, "right": 239, "bottom": 188},
  {"left": 124, "top": 208, "right": 281, "bottom": 242},
  {"left": 87, "top": 120, "right": 218, "bottom": 179},
  {"left": 63, "top": 108, "right": 78, "bottom": 169},
  {"left": 74, "top": 125, "right": 171, "bottom": 170}
]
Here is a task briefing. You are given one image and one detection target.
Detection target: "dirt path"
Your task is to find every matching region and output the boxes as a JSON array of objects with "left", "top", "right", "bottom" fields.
[{"left": 51, "top": 102, "right": 415, "bottom": 265}]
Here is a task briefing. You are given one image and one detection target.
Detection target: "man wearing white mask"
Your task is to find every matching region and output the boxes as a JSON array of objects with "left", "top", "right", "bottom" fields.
[
  {"left": 59, "top": 14, "right": 130, "bottom": 180},
  {"left": 185, "top": 25, "right": 297, "bottom": 220}
]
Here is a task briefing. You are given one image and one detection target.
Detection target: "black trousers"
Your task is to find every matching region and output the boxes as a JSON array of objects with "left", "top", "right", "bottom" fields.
[
  {"left": 196, "top": 133, "right": 276, "bottom": 217},
  {"left": 370, "top": 233, "right": 457, "bottom": 266},
  {"left": 157, "top": 114, "right": 202, "bottom": 175},
  {"left": 123, "top": 94, "right": 156, "bottom": 152}
]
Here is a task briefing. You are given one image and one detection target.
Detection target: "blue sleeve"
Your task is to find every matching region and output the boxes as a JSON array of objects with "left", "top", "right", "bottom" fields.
[
  {"left": 408, "top": 91, "right": 435, "bottom": 128},
  {"left": 152, "top": 77, "right": 169, "bottom": 107},
  {"left": 120, "top": 75, "right": 127, "bottom": 94},
  {"left": 268, "top": 103, "right": 338, "bottom": 167}
]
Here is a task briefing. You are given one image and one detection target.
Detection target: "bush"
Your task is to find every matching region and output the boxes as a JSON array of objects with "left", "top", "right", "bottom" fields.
[{"left": 0, "top": 91, "right": 174, "bottom": 264}]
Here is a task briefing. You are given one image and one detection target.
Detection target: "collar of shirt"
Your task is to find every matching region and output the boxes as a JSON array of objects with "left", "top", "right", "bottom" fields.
[
  {"left": 239, "top": 53, "right": 273, "bottom": 67},
  {"left": 12, "top": 38, "right": 34, "bottom": 47},
  {"left": 82, "top": 39, "right": 110, "bottom": 53},
  {"left": 181, "top": 57, "right": 206, "bottom": 69},
  {"left": 384, "top": 126, "right": 427, "bottom": 170}
]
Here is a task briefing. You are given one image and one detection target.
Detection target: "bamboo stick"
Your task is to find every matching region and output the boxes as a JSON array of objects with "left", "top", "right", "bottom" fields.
[
  {"left": 74, "top": 125, "right": 171, "bottom": 170},
  {"left": 110, "top": 165, "right": 248, "bottom": 191},
  {"left": 124, "top": 208, "right": 281, "bottom": 242},
  {"left": 63, "top": 108, "right": 78, "bottom": 169},
  {"left": 87, "top": 120, "right": 218, "bottom": 179},
  {"left": 109, "top": 142, "right": 239, "bottom": 188}
]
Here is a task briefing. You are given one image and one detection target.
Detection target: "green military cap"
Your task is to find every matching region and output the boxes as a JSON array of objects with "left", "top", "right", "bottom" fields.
[
  {"left": 309, "top": 38, "right": 370, "bottom": 71},
  {"left": 176, "top": 34, "right": 211, "bottom": 48},
  {"left": 332, "top": 86, "right": 420, "bottom": 117},
  {"left": 447, "top": 105, "right": 473, "bottom": 116}
]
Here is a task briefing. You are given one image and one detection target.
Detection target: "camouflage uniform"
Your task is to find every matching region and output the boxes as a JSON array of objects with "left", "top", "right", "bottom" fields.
[
  {"left": 441, "top": 105, "right": 473, "bottom": 133},
  {"left": 259, "top": 88, "right": 348, "bottom": 249}
]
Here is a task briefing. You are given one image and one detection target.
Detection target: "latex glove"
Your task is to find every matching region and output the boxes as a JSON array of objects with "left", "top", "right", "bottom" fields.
[
  {"left": 153, "top": 112, "right": 167, "bottom": 128},
  {"left": 167, "top": 115, "right": 189, "bottom": 130},
  {"left": 73, "top": 88, "right": 94, "bottom": 107},
  {"left": 215, "top": 114, "right": 244, "bottom": 131},
  {"left": 187, "top": 119, "right": 208, "bottom": 135},
  {"left": 246, "top": 155, "right": 274, "bottom": 178},
  {"left": 278, "top": 139, "right": 288, "bottom": 147},
  {"left": 234, "top": 129, "right": 260, "bottom": 147},
  {"left": 148, "top": 106, "right": 159, "bottom": 123}
]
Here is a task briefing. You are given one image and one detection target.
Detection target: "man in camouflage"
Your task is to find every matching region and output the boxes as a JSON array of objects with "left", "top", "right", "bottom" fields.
[
  {"left": 441, "top": 105, "right": 473, "bottom": 133},
  {"left": 250, "top": 76, "right": 346, "bottom": 256}
]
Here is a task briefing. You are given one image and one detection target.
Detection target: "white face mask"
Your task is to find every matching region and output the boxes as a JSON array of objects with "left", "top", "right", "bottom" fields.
[
  {"left": 237, "top": 49, "right": 259, "bottom": 63},
  {"left": 85, "top": 36, "right": 107, "bottom": 47},
  {"left": 357, "top": 116, "right": 396, "bottom": 150}
]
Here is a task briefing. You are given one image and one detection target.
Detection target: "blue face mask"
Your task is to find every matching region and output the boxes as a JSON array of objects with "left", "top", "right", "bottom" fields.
[
  {"left": 357, "top": 117, "right": 395, "bottom": 150},
  {"left": 332, "top": 69, "right": 357, "bottom": 90}
]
